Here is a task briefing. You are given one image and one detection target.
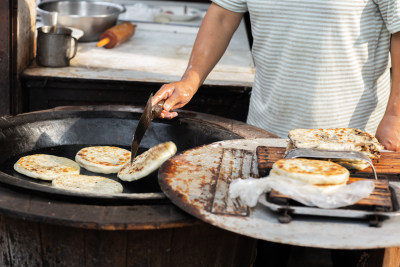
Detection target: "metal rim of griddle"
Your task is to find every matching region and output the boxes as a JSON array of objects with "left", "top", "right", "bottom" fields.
[{"left": 0, "top": 108, "right": 244, "bottom": 205}]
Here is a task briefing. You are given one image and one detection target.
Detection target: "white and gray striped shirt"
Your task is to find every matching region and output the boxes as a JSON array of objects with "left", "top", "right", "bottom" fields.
[{"left": 212, "top": 0, "right": 400, "bottom": 138}]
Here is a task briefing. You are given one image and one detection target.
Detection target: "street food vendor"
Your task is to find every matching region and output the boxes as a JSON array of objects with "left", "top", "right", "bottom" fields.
[
  {"left": 152, "top": 1, "right": 400, "bottom": 152},
  {"left": 151, "top": 1, "right": 400, "bottom": 265}
]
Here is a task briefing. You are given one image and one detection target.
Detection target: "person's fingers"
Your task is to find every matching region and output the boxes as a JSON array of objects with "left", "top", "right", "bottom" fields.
[
  {"left": 152, "top": 84, "right": 173, "bottom": 106},
  {"left": 160, "top": 110, "right": 178, "bottom": 119},
  {"left": 165, "top": 111, "right": 178, "bottom": 119},
  {"left": 164, "top": 89, "right": 189, "bottom": 111},
  {"left": 152, "top": 81, "right": 193, "bottom": 116}
]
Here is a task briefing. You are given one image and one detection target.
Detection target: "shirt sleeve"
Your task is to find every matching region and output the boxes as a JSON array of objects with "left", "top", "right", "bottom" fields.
[
  {"left": 211, "top": 0, "right": 248, "bottom": 13},
  {"left": 375, "top": 0, "right": 400, "bottom": 33}
]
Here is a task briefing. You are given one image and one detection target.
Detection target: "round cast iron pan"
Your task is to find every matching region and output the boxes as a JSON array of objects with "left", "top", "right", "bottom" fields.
[{"left": 0, "top": 109, "right": 243, "bottom": 204}]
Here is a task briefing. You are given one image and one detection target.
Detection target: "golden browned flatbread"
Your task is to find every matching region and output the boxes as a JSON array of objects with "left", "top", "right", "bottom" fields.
[
  {"left": 286, "top": 128, "right": 384, "bottom": 170},
  {"left": 270, "top": 158, "right": 350, "bottom": 185},
  {"left": 14, "top": 154, "right": 80, "bottom": 181},
  {"left": 118, "top": 141, "right": 177, "bottom": 182},
  {"left": 52, "top": 174, "right": 123, "bottom": 194},
  {"left": 75, "top": 146, "right": 131, "bottom": 174}
]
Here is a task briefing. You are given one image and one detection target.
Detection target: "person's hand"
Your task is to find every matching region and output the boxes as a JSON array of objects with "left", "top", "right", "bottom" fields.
[
  {"left": 151, "top": 79, "right": 198, "bottom": 119},
  {"left": 375, "top": 114, "right": 400, "bottom": 151}
]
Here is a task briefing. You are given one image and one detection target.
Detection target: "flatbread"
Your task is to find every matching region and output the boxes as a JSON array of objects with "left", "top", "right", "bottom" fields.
[
  {"left": 287, "top": 128, "right": 383, "bottom": 158},
  {"left": 331, "top": 159, "right": 370, "bottom": 171},
  {"left": 75, "top": 146, "right": 131, "bottom": 174},
  {"left": 52, "top": 174, "right": 123, "bottom": 194},
  {"left": 118, "top": 141, "right": 177, "bottom": 182},
  {"left": 286, "top": 128, "right": 383, "bottom": 170},
  {"left": 270, "top": 158, "right": 350, "bottom": 185},
  {"left": 14, "top": 154, "right": 80, "bottom": 181}
]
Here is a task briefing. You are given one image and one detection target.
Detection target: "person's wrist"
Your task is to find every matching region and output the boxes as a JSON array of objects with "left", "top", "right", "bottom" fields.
[{"left": 181, "top": 70, "right": 201, "bottom": 95}]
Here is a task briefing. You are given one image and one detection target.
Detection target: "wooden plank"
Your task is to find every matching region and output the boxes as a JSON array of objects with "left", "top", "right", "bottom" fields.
[
  {"left": 126, "top": 228, "right": 172, "bottom": 266},
  {"left": 125, "top": 223, "right": 256, "bottom": 267},
  {"left": 0, "top": 215, "right": 256, "bottom": 267},
  {"left": 40, "top": 223, "right": 85, "bottom": 266},
  {"left": 257, "top": 146, "right": 400, "bottom": 176},
  {"left": 84, "top": 230, "right": 127, "bottom": 267},
  {"left": 3, "top": 216, "right": 42, "bottom": 266},
  {"left": 0, "top": 216, "right": 11, "bottom": 266}
]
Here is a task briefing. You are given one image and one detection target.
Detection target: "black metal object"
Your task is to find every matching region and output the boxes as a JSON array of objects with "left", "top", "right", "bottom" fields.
[
  {"left": 265, "top": 186, "right": 400, "bottom": 227},
  {"left": 20, "top": 77, "right": 252, "bottom": 122},
  {"left": 0, "top": 0, "right": 11, "bottom": 115},
  {"left": 0, "top": 109, "right": 243, "bottom": 204}
]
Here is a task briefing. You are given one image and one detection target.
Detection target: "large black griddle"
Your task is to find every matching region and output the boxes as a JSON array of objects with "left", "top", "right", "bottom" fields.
[{"left": 0, "top": 109, "right": 242, "bottom": 204}]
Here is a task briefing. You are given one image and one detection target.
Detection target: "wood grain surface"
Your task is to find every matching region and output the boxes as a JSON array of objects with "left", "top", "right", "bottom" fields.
[{"left": 257, "top": 146, "right": 400, "bottom": 177}]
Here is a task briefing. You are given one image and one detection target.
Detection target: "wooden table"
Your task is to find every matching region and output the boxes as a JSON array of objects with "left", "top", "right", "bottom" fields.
[{"left": 27, "top": 1, "right": 254, "bottom": 86}]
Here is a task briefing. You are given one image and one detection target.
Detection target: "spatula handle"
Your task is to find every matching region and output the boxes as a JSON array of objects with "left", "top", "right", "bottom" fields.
[{"left": 152, "top": 99, "right": 166, "bottom": 118}]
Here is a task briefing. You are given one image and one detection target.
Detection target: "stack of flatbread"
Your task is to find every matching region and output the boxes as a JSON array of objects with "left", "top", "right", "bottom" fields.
[
  {"left": 229, "top": 157, "right": 374, "bottom": 208},
  {"left": 267, "top": 158, "right": 375, "bottom": 208},
  {"left": 285, "top": 128, "right": 384, "bottom": 170}
]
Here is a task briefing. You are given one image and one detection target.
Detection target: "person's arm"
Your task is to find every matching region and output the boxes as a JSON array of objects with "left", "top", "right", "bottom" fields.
[
  {"left": 376, "top": 32, "right": 400, "bottom": 151},
  {"left": 152, "top": 3, "right": 244, "bottom": 118}
]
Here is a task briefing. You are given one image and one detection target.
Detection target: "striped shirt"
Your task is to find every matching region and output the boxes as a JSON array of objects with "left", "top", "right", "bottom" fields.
[{"left": 212, "top": 0, "right": 400, "bottom": 138}]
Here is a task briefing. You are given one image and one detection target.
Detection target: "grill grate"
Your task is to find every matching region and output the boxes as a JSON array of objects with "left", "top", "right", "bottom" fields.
[{"left": 210, "top": 148, "right": 258, "bottom": 216}]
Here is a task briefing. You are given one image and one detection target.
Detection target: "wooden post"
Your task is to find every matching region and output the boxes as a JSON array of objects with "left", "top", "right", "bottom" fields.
[{"left": 383, "top": 247, "right": 400, "bottom": 267}]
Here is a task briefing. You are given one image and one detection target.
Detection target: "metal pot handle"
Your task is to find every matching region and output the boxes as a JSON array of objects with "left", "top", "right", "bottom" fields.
[
  {"left": 68, "top": 37, "right": 78, "bottom": 60},
  {"left": 120, "top": 4, "right": 126, "bottom": 14},
  {"left": 36, "top": 7, "right": 58, "bottom": 26}
]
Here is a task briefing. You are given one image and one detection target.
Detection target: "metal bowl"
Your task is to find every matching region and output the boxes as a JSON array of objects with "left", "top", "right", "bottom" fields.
[{"left": 37, "top": 0, "right": 125, "bottom": 42}]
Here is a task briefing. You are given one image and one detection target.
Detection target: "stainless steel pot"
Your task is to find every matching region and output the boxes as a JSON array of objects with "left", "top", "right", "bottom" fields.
[{"left": 37, "top": 1, "right": 125, "bottom": 42}]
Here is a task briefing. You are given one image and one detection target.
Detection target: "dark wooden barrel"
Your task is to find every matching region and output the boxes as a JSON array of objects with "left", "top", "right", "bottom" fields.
[
  {"left": 0, "top": 106, "right": 277, "bottom": 267},
  {"left": 0, "top": 215, "right": 256, "bottom": 266}
]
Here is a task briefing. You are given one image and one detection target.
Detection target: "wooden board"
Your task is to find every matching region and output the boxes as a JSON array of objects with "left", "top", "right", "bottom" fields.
[
  {"left": 268, "top": 178, "right": 393, "bottom": 212},
  {"left": 256, "top": 146, "right": 400, "bottom": 178}
]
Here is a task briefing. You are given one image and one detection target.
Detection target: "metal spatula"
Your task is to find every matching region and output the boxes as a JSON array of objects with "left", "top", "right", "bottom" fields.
[
  {"left": 130, "top": 93, "right": 164, "bottom": 164},
  {"left": 284, "top": 148, "right": 378, "bottom": 180}
]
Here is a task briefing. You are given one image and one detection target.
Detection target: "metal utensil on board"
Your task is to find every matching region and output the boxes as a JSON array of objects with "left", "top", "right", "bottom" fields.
[
  {"left": 130, "top": 93, "right": 165, "bottom": 164},
  {"left": 285, "top": 148, "right": 378, "bottom": 180}
]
